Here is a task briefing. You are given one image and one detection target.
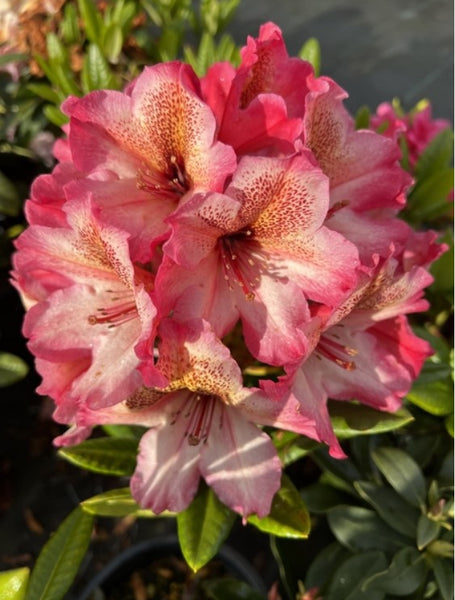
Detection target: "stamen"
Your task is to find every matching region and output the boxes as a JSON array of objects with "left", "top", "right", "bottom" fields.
[
  {"left": 88, "top": 298, "right": 137, "bottom": 328},
  {"left": 326, "top": 200, "right": 349, "bottom": 219},
  {"left": 184, "top": 394, "right": 217, "bottom": 446},
  {"left": 220, "top": 237, "right": 256, "bottom": 301},
  {"left": 317, "top": 335, "right": 357, "bottom": 370}
]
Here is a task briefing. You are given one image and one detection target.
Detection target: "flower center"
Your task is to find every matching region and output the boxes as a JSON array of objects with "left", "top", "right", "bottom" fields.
[
  {"left": 137, "top": 155, "right": 189, "bottom": 199},
  {"left": 220, "top": 230, "right": 259, "bottom": 301},
  {"left": 317, "top": 334, "right": 357, "bottom": 370},
  {"left": 171, "top": 393, "right": 221, "bottom": 446},
  {"left": 88, "top": 290, "right": 137, "bottom": 329}
]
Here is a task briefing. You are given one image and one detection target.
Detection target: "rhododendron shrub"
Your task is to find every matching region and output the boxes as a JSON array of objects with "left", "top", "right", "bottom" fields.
[{"left": 12, "top": 22, "right": 444, "bottom": 520}]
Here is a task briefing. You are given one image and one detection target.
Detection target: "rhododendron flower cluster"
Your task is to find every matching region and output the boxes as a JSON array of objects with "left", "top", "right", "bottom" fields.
[{"left": 12, "top": 23, "right": 443, "bottom": 519}]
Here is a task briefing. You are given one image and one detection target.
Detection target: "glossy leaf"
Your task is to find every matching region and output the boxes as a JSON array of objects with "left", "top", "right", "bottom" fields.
[
  {"left": 301, "top": 482, "right": 351, "bottom": 514},
  {"left": 328, "top": 505, "right": 409, "bottom": 553},
  {"left": 202, "top": 578, "right": 265, "bottom": 600},
  {"left": 372, "top": 447, "right": 427, "bottom": 509},
  {"left": 25, "top": 507, "right": 93, "bottom": 600},
  {"left": 325, "top": 551, "right": 388, "bottom": 600},
  {"left": 0, "top": 352, "right": 28, "bottom": 387},
  {"left": 417, "top": 513, "right": 441, "bottom": 550},
  {"left": 177, "top": 484, "right": 236, "bottom": 572},
  {"left": 248, "top": 475, "right": 310, "bottom": 538},
  {"left": 415, "top": 128, "right": 454, "bottom": 180},
  {"left": 431, "top": 556, "right": 454, "bottom": 600},
  {"left": 81, "top": 487, "right": 170, "bottom": 518},
  {"left": 272, "top": 431, "right": 317, "bottom": 466},
  {"left": 101, "top": 424, "right": 145, "bottom": 440},
  {"left": 329, "top": 402, "right": 414, "bottom": 438},
  {"left": 354, "top": 481, "right": 419, "bottom": 538},
  {"left": 0, "top": 568, "right": 29, "bottom": 600},
  {"left": 58, "top": 437, "right": 138, "bottom": 476},
  {"left": 305, "top": 542, "right": 347, "bottom": 592},
  {"left": 363, "top": 546, "right": 426, "bottom": 596}
]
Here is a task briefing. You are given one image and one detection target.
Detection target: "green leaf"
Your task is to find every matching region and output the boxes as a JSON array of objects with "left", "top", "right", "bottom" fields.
[
  {"left": 272, "top": 431, "right": 317, "bottom": 466},
  {"left": 102, "top": 23, "right": 123, "bottom": 63},
  {"left": 81, "top": 487, "right": 168, "bottom": 518},
  {"left": 42, "top": 105, "right": 68, "bottom": 127},
  {"left": 415, "top": 128, "right": 454, "bottom": 181},
  {"left": 0, "top": 353, "right": 28, "bottom": 387},
  {"left": 445, "top": 413, "right": 454, "bottom": 437},
  {"left": 77, "top": 0, "right": 102, "bottom": 42},
  {"left": 82, "top": 43, "right": 114, "bottom": 91},
  {"left": 177, "top": 484, "right": 236, "bottom": 571},
  {"left": 46, "top": 32, "right": 66, "bottom": 64},
  {"left": 328, "top": 505, "right": 409, "bottom": 553},
  {"left": 101, "top": 424, "right": 144, "bottom": 440},
  {"left": 329, "top": 402, "right": 414, "bottom": 438},
  {"left": 354, "top": 481, "right": 419, "bottom": 538},
  {"left": 301, "top": 482, "right": 351, "bottom": 514},
  {"left": 0, "top": 52, "right": 28, "bottom": 66},
  {"left": 407, "top": 377, "right": 453, "bottom": 416},
  {"left": 299, "top": 37, "right": 321, "bottom": 76},
  {"left": 26, "top": 83, "right": 62, "bottom": 104},
  {"left": 60, "top": 2, "right": 81, "bottom": 44},
  {"left": 363, "top": 546, "right": 426, "bottom": 596},
  {"left": 355, "top": 105, "right": 371, "bottom": 130},
  {"left": 417, "top": 513, "right": 441, "bottom": 550},
  {"left": 202, "top": 578, "right": 265, "bottom": 600},
  {"left": 25, "top": 507, "right": 93, "bottom": 600},
  {"left": 0, "top": 568, "right": 30, "bottom": 600},
  {"left": 305, "top": 542, "right": 348, "bottom": 592},
  {"left": 248, "top": 475, "right": 310, "bottom": 538},
  {"left": 431, "top": 556, "right": 454, "bottom": 600},
  {"left": 372, "top": 447, "right": 427, "bottom": 509},
  {"left": 408, "top": 167, "right": 454, "bottom": 221},
  {"left": 427, "top": 540, "right": 454, "bottom": 559},
  {"left": 58, "top": 437, "right": 138, "bottom": 476},
  {"left": 325, "top": 552, "right": 388, "bottom": 600},
  {"left": 0, "top": 174, "right": 21, "bottom": 217}
]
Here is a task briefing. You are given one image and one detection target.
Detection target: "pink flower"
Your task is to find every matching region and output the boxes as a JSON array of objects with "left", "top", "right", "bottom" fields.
[
  {"left": 262, "top": 232, "right": 440, "bottom": 458},
  {"left": 371, "top": 101, "right": 451, "bottom": 169},
  {"left": 156, "top": 152, "right": 359, "bottom": 365},
  {"left": 12, "top": 196, "right": 164, "bottom": 418},
  {"left": 73, "top": 319, "right": 319, "bottom": 518}
]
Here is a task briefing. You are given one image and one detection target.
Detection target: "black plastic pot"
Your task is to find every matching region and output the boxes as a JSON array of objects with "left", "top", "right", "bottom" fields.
[{"left": 76, "top": 534, "right": 268, "bottom": 600}]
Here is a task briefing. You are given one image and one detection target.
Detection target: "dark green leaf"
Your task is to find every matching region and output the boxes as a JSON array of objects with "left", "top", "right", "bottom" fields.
[
  {"left": 0, "top": 353, "right": 28, "bottom": 387},
  {"left": 417, "top": 513, "right": 441, "bottom": 550},
  {"left": 80, "top": 487, "right": 167, "bottom": 518},
  {"left": 202, "top": 578, "right": 265, "bottom": 600},
  {"left": 0, "top": 568, "right": 29, "bottom": 600},
  {"left": 299, "top": 37, "right": 321, "bottom": 76},
  {"left": 305, "top": 542, "right": 348, "bottom": 592},
  {"left": 248, "top": 475, "right": 310, "bottom": 538},
  {"left": 415, "top": 128, "right": 454, "bottom": 180},
  {"left": 329, "top": 402, "right": 413, "bottom": 438},
  {"left": 363, "top": 546, "right": 426, "bottom": 595},
  {"left": 272, "top": 431, "right": 317, "bottom": 466},
  {"left": 313, "top": 447, "right": 361, "bottom": 485},
  {"left": 0, "top": 173, "right": 21, "bottom": 216},
  {"left": 301, "top": 482, "right": 351, "bottom": 514},
  {"left": 408, "top": 167, "right": 454, "bottom": 221},
  {"left": 354, "top": 481, "right": 419, "bottom": 538},
  {"left": 177, "top": 484, "right": 236, "bottom": 572},
  {"left": 430, "top": 230, "right": 453, "bottom": 296},
  {"left": 325, "top": 551, "right": 388, "bottom": 600},
  {"left": 328, "top": 505, "right": 409, "bottom": 553},
  {"left": 58, "top": 437, "right": 138, "bottom": 476},
  {"left": 25, "top": 507, "right": 93, "bottom": 600},
  {"left": 431, "top": 556, "right": 454, "bottom": 600},
  {"left": 372, "top": 447, "right": 427, "bottom": 509}
]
